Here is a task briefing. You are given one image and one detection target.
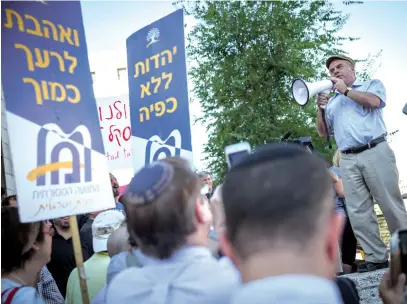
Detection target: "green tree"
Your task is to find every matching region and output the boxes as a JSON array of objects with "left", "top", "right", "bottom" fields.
[
  {"left": 178, "top": 1, "right": 375, "bottom": 182},
  {"left": 356, "top": 50, "right": 382, "bottom": 81}
]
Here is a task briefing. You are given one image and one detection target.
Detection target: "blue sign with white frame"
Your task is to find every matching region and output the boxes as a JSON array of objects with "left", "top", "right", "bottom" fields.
[
  {"left": 126, "top": 9, "right": 193, "bottom": 172},
  {"left": 1, "top": 1, "right": 114, "bottom": 222}
]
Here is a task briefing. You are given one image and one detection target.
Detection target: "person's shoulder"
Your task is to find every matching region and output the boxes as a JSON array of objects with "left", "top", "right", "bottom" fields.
[
  {"left": 185, "top": 256, "right": 240, "bottom": 287},
  {"left": 215, "top": 257, "right": 241, "bottom": 283},
  {"left": 67, "top": 267, "right": 79, "bottom": 285},
  {"left": 10, "top": 286, "right": 45, "bottom": 303},
  {"left": 194, "top": 259, "right": 239, "bottom": 303},
  {"left": 2, "top": 278, "right": 20, "bottom": 291},
  {"left": 106, "top": 267, "right": 145, "bottom": 302},
  {"left": 365, "top": 78, "right": 383, "bottom": 83},
  {"left": 110, "top": 266, "right": 142, "bottom": 283},
  {"left": 89, "top": 253, "right": 111, "bottom": 269},
  {"left": 106, "top": 251, "right": 128, "bottom": 285},
  {"left": 360, "top": 78, "right": 384, "bottom": 87},
  {"left": 108, "top": 251, "right": 128, "bottom": 270},
  {"left": 65, "top": 268, "right": 80, "bottom": 303}
]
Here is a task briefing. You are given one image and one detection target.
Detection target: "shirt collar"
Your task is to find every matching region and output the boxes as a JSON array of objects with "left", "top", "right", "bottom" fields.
[
  {"left": 352, "top": 79, "right": 363, "bottom": 87},
  {"left": 132, "top": 245, "right": 212, "bottom": 266},
  {"left": 233, "top": 274, "right": 342, "bottom": 304},
  {"left": 52, "top": 228, "right": 71, "bottom": 241}
]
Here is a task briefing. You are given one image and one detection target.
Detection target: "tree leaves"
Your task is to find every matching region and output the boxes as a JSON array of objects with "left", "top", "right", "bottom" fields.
[{"left": 178, "top": 0, "right": 377, "bottom": 182}]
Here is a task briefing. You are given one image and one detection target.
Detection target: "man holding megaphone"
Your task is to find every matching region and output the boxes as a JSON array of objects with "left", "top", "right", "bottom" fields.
[{"left": 315, "top": 55, "right": 407, "bottom": 273}]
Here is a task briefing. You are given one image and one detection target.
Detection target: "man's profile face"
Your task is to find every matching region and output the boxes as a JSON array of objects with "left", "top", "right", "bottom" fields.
[
  {"left": 328, "top": 59, "right": 355, "bottom": 85},
  {"left": 110, "top": 173, "right": 120, "bottom": 198}
]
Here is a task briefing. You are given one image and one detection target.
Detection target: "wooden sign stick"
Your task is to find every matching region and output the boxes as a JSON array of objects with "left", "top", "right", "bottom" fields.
[{"left": 70, "top": 215, "right": 90, "bottom": 304}]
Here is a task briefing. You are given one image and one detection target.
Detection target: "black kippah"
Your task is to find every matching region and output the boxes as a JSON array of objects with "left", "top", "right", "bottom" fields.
[{"left": 124, "top": 161, "right": 174, "bottom": 205}]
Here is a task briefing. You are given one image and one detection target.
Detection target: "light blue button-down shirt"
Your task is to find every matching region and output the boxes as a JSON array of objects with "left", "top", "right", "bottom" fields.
[
  {"left": 231, "top": 274, "right": 343, "bottom": 304},
  {"left": 326, "top": 79, "right": 387, "bottom": 151},
  {"left": 105, "top": 246, "right": 240, "bottom": 304}
]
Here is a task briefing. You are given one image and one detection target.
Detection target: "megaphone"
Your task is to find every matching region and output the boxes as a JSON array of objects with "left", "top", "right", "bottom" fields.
[{"left": 291, "top": 79, "right": 334, "bottom": 106}]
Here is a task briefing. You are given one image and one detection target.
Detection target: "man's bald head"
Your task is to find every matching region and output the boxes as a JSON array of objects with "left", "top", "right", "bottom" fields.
[{"left": 107, "top": 225, "right": 131, "bottom": 257}]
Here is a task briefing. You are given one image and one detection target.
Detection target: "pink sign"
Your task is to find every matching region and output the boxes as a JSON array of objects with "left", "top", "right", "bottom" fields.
[{"left": 97, "top": 95, "right": 133, "bottom": 171}]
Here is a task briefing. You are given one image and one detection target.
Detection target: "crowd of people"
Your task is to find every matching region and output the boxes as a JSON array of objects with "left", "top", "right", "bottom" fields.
[{"left": 1, "top": 54, "right": 407, "bottom": 304}]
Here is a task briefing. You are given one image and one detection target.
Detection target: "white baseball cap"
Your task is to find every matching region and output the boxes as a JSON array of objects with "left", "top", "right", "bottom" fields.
[{"left": 92, "top": 210, "right": 125, "bottom": 253}]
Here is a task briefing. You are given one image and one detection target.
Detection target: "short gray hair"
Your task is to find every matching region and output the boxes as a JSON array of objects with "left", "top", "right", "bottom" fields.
[{"left": 198, "top": 171, "right": 211, "bottom": 178}]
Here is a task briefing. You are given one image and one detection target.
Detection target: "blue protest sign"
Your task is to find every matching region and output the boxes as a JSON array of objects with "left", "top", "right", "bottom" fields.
[
  {"left": 1, "top": 1, "right": 115, "bottom": 222},
  {"left": 126, "top": 9, "right": 193, "bottom": 172}
]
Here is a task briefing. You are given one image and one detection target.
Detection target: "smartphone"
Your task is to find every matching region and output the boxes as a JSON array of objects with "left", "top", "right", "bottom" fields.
[
  {"left": 390, "top": 229, "right": 407, "bottom": 286},
  {"left": 225, "top": 142, "right": 251, "bottom": 169}
]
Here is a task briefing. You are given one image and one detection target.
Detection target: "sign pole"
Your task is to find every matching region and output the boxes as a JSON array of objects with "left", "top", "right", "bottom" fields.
[{"left": 70, "top": 215, "right": 90, "bottom": 304}]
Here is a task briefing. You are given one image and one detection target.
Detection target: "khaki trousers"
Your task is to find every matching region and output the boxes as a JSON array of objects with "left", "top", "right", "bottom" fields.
[{"left": 340, "top": 141, "right": 407, "bottom": 263}]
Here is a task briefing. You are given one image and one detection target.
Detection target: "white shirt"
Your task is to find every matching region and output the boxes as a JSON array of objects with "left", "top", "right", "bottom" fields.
[
  {"left": 106, "top": 246, "right": 239, "bottom": 304},
  {"left": 231, "top": 274, "right": 343, "bottom": 304}
]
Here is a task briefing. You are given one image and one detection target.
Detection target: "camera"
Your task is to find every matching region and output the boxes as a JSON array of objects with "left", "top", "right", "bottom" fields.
[
  {"left": 224, "top": 131, "right": 315, "bottom": 169},
  {"left": 224, "top": 142, "right": 251, "bottom": 169},
  {"left": 278, "top": 130, "right": 314, "bottom": 152},
  {"left": 253, "top": 130, "right": 315, "bottom": 154}
]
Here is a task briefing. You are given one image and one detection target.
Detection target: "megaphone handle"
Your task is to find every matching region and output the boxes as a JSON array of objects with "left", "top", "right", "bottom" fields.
[{"left": 320, "top": 108, "right": 332, "bottom": 149}]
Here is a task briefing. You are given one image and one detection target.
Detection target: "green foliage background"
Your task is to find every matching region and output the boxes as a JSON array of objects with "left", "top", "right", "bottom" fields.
[{"left": 175, "top": 0, "right": 381, "bottom": 182}]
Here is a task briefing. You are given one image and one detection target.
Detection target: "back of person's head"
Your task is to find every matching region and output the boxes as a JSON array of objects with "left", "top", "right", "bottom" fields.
[
  {"left": 198, "top": 171, "right": 211, "bottom": 179},
  {"left": 122, "top": 157, "right": 212, "bottom": 259},
  {"left": 107, "top": 225, "right": 131, "bottom": 257},
  {"left": 1, "top": 206, "right": 51, "bottom": 273},
  {"left": 221, "top": 144, "right": 343, "bottom": 279}
]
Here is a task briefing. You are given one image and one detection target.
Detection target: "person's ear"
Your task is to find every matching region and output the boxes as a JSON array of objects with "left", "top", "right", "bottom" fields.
[{"left": 31, "top": 243, "right": 40, "bottom": 251}]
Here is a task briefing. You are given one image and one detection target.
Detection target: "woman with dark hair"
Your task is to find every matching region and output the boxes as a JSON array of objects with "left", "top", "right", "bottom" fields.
[{"left": 1, "top": 206, "right": 53, "bottom": 303}]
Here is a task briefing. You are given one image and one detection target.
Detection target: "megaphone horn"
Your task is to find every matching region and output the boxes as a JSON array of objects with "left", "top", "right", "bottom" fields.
[{"left": 291, "top": 78, "right": 334, "bottom": 106}]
